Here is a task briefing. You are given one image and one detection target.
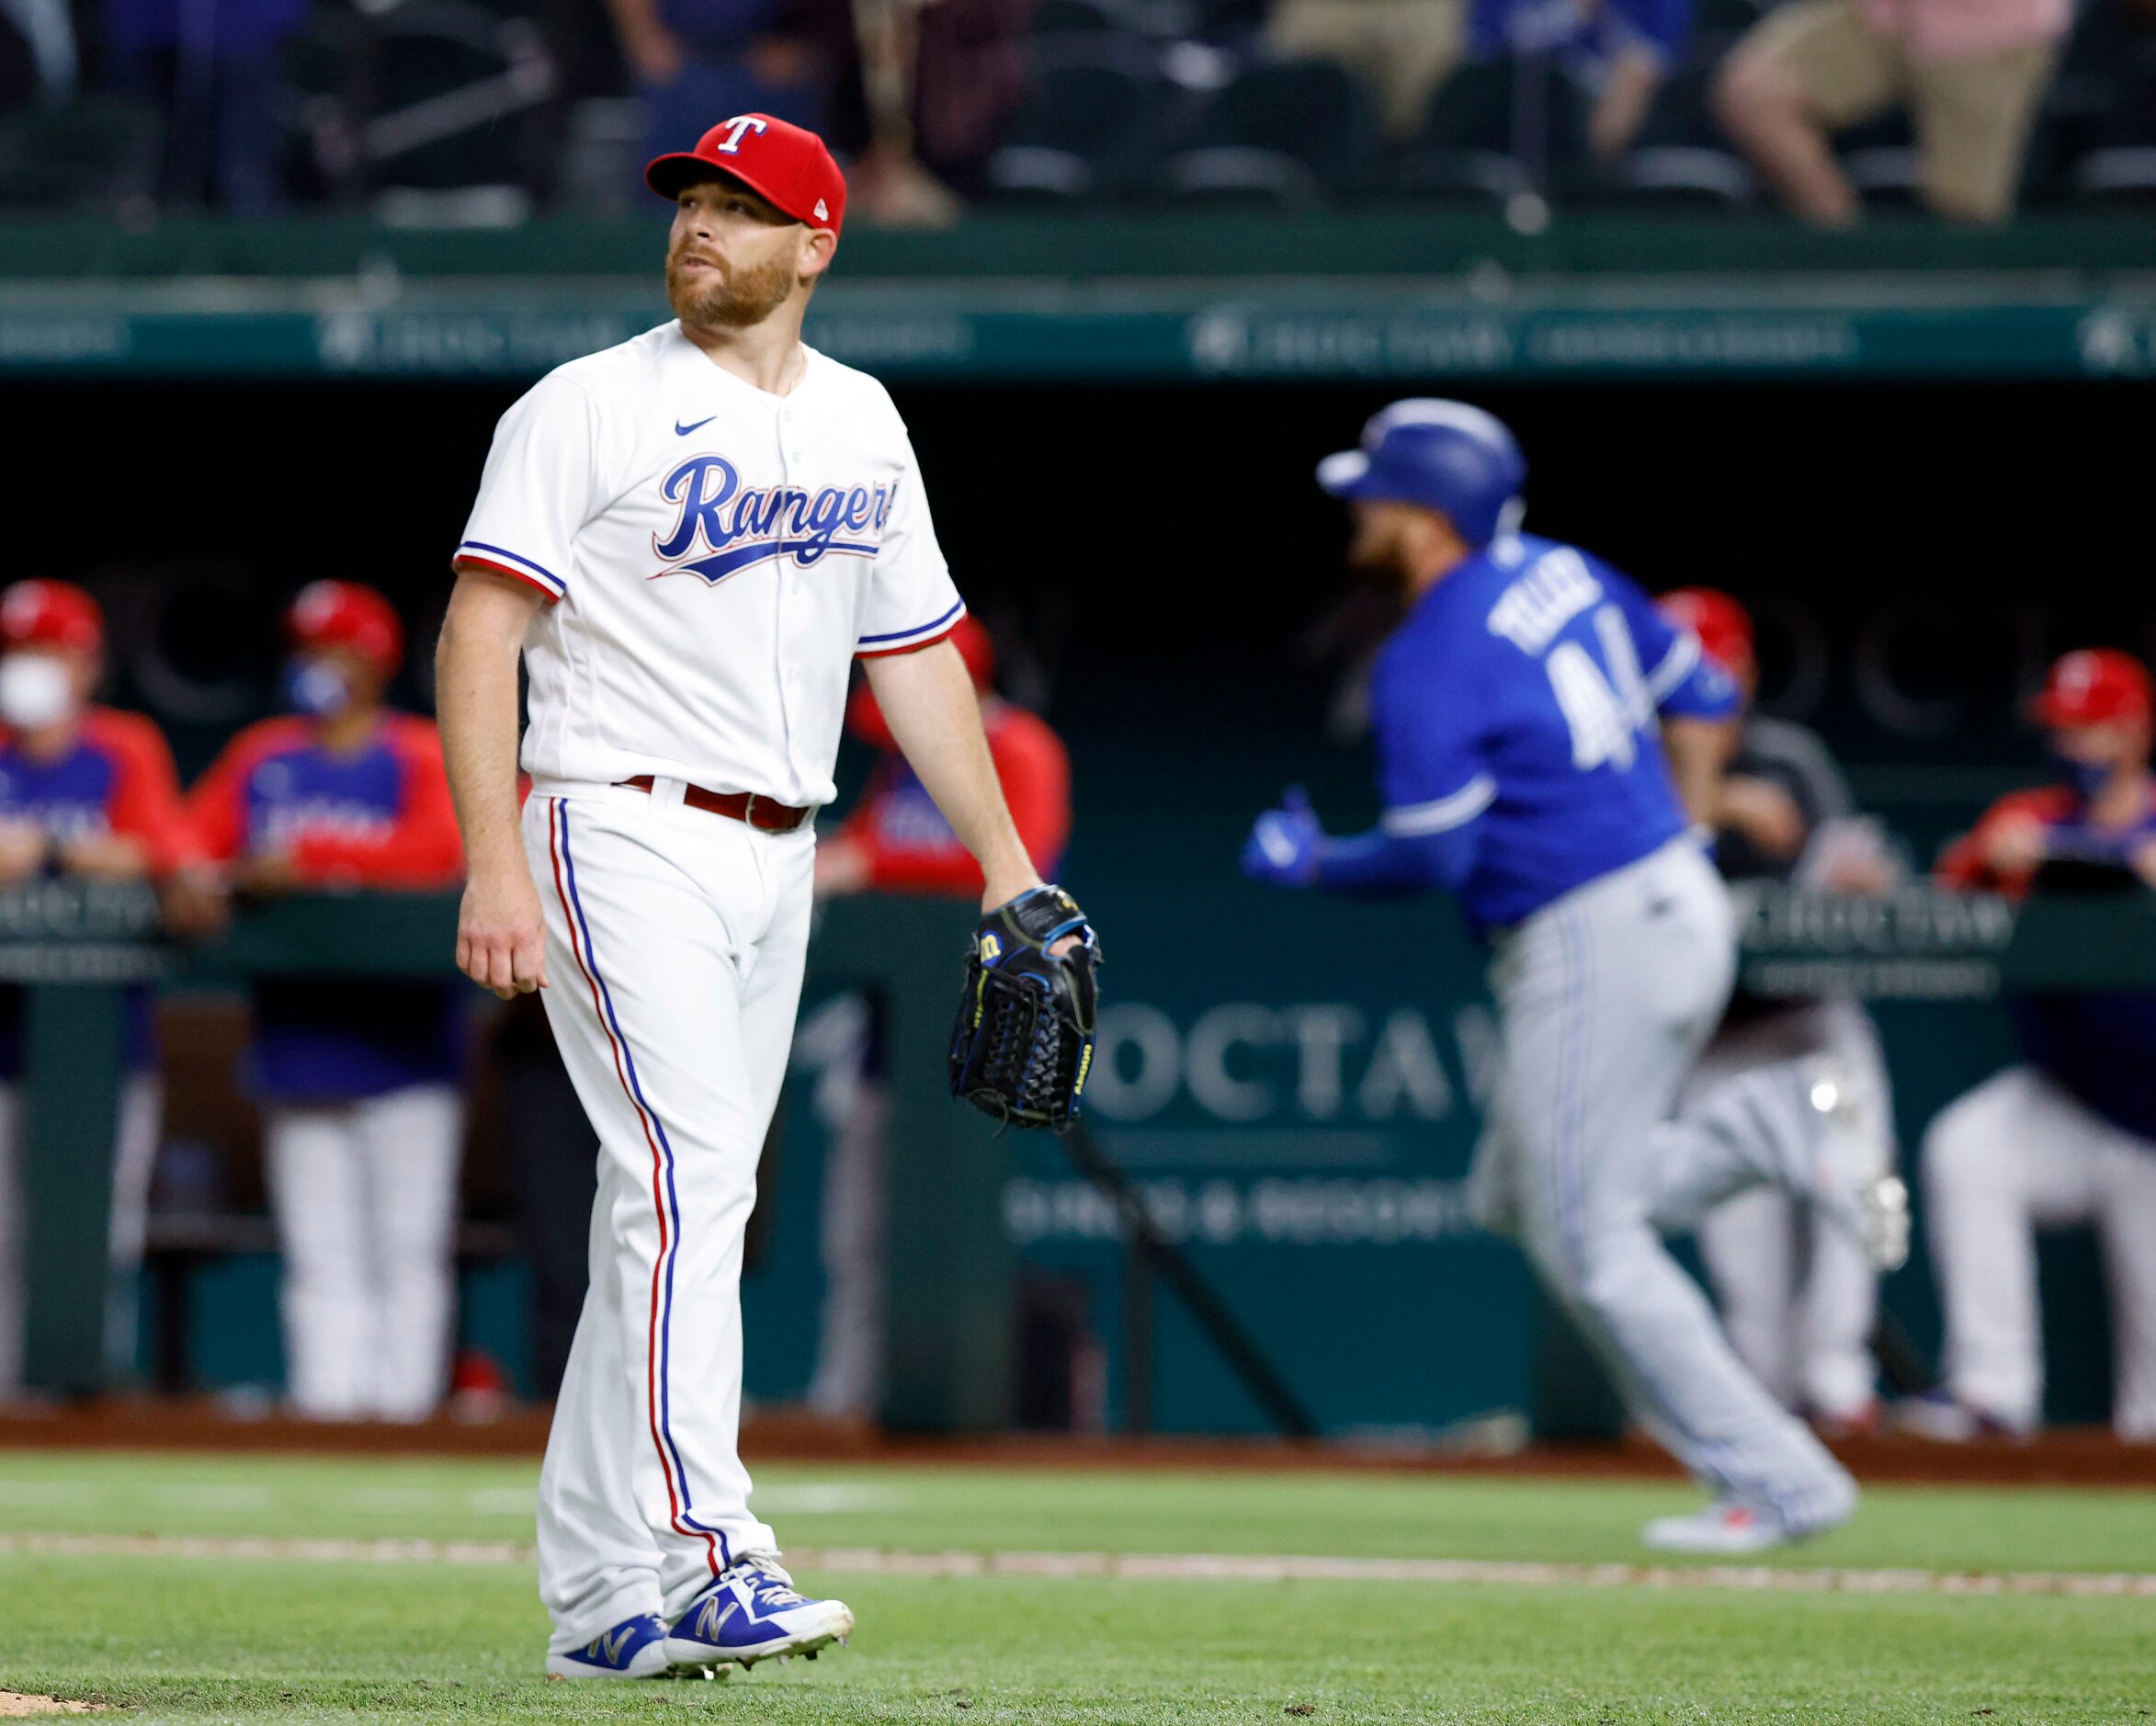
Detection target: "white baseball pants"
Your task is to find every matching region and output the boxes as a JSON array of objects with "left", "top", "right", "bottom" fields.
[
  {"left": 265, "top": 1084, "right": 464, "bottom": 1421},
  {"left": 527, "top": 785, "right": 814, "bottom": 1651},
  {"left": 0, "top": 1073, "right": 162, "bottom": 1393},
  {"left": 1923, "top": 1064, "right": 2156, "bottom": 1438},
  {"left": 1471, "top": 837, "right": 1855, "bottom": 1527},
  {"left": 1687, "top": 998, "right": 1893, "bottom": 1422}
]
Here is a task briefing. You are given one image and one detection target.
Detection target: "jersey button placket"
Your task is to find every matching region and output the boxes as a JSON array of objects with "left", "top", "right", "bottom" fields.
[{"left": 770, "top": 410, "right": 800, "bottom": 780}]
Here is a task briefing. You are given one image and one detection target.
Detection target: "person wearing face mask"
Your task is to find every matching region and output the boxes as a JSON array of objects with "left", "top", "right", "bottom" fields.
[
  {"left": 1912, "top": 648, "right": 2156, "bottom": 1443},
  {"left": 0, "top": 578, "right": 205, "bottom": 1399},
  {"left": 796, "top": 615, "right": 1069, "bottom": 1421},
  {"left": 188, "top": 581, "right": 466, "bottom": 1422}
]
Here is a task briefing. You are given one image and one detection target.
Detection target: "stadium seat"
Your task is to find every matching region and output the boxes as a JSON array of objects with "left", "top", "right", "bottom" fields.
[
  {"left": 1834, "top": 110, "right": 1922, "bottom": 209},
  {"left": 988, "top": 37, "right": 1180, "bottom": 203},
  {"left": 1160, "top": 57, "right": 1383, "bottom": 205},
  {"left": 2070, "top": 145, "right": 2156, "bottom": 204},
  {"left": 1389, "top": 57, "right": 1580, "bottom": 209},
  {"left": 290, "top": 0, "right": 557, "bottom": 206},
  {"left": 1570, "top": 146, "right": 1758, "bottom": 210},
  {"left": 1561, "top": 61, "right": 1755, "bottom": 210},
  {"left": 1162, "top": 143, "right": 1323, "bottom": 207}
]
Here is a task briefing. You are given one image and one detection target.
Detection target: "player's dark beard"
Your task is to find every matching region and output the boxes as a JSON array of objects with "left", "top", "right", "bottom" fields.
[
  {"left": 666, "top": 247, "right": 799, "bottom": 330},
  {"left": 1346, "top": 534, "right": 1414, "bottom": 602}
]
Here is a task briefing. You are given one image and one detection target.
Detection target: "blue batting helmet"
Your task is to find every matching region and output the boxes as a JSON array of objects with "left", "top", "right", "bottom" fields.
[{"left": 1316, "top": 400, "right": 1526, "bottom": 546}]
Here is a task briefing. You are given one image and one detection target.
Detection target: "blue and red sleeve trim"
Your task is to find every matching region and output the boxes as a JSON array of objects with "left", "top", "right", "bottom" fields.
[
  {"left": 857, "top": 599, "right": 966, "bottom": 660},
  {"left": 454, "top": 541, "right": 566, "bottom": 603}
]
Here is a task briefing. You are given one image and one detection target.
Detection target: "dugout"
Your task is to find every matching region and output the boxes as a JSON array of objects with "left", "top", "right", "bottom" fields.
[{"left": 6, "top": 209, "right": 2154, "bottom": 1432}]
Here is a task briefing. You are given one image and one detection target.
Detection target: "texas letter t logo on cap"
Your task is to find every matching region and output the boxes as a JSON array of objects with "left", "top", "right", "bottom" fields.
[{"left": 714, "top": 116, "right": 769, "bottom": 154}]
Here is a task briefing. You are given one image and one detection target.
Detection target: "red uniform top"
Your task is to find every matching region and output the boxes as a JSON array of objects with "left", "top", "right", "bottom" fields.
[
  {"left": 189, "top": 712, "right": 462, "bottom": 887},
  {"left": 189, "top": 710, "right": 465, "bottom": 1101},
  {"left": 0, "top": 706, "right": 202, "bottom": 876},
  {"left": 1935, "top": 782, "right": 2156, "bottom": 1140},
  {"left": 835, "top": 700, "right": 1071, "bottom": 895},
  {"left": 1935, "top": 786, "right": 2084, "bottom": 900}
]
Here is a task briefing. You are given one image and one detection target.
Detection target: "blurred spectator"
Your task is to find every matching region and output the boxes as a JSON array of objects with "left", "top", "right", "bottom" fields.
[
  {"left": 104, "top": 0, "right": 310, "bottom": 211},
  {"left": 607, "top": 0, "right": 832, "bottom": 180},
  {"left": 849, "top": 0, "right": 1034, "bottom": 221},
  {"left": 1470, "top": 0, "right": 1690, "bottom": 161},
  {"left": 1660, "top": 588, "right": 1901, "bottom": 1436},
  {"left": 189, "top": 581, "right": 467, "bottom": 1423},
  {"left": 0, "top": 579, "right": 202, "bottom": 1398},
  {"left": 1914, "top": 648, "right": 2156, "bottom": 1442},
  {"left": 1712, "top": 0, "right": 2066, "bottom": 222},
  {"left": 1267, "top": 0, "right": 1468, "bottom": 142},
  {"left": 801, "top": 617, "right": 1068, "bottom": 1418}
]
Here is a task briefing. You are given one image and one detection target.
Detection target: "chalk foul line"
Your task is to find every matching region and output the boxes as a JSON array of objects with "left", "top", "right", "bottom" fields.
[{"left": 1, "top": 1532, "right": 2150, "bottom": 1598}]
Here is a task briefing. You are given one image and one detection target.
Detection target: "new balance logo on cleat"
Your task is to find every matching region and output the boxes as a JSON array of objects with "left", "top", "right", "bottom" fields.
[
  {"left": 545, "top": 1612, "right": 673, "bottom": 1680},
  {"left": 664, "top": 1556, "right": 857, "bottom": 1671}
]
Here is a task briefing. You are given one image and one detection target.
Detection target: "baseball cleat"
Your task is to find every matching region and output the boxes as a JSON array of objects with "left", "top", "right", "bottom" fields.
[
  {"left": 1641, "top": 1494, "right": 1849, "bottom": 1555},
  {"left": 545, "top": 1612, "right": 674, "bottom": 1680},
  {"left": 664, "top": 1556, "right": 855, "bottom": 1671},
  {"left": 1803, "top": 1060, "right": 1910, "bottom": 1273}
]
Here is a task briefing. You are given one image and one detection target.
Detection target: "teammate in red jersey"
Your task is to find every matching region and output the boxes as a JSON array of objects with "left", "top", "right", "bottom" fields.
[
  {"left": 1913, "top": 649, "right": 2156, "bottom": 1443},
  {"left": 816, "top": 615, "right": 1070, "bottom": 899},
  {"left": 0, "top": 579, "right": 204, "bottom": 1396},
  {"left": 190, "top": 581, "right": 467, "bottom": 1421}
]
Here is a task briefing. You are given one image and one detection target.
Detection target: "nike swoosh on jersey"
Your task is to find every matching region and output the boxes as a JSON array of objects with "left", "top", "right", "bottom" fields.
[{"left": 675, "top": 415, "right": 717, "bottom": 436}]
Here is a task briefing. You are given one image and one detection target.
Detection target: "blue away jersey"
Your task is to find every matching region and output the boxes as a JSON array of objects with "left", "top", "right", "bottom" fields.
[{"left": 1369, "top": 532, "right": 1737, "bottom": 931}]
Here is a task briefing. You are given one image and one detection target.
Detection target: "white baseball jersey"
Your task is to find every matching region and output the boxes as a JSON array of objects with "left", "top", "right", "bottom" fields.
[{"left": 454, "top": 322, "right": 965, "bottom": 807}]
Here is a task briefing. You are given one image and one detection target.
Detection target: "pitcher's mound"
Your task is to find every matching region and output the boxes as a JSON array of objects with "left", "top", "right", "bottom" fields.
[{"left": 0, "top": 1696, "right": 98, "bottom": 1716}]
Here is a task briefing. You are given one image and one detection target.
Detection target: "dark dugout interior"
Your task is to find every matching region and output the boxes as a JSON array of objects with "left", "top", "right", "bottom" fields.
[{"left": 11, "top": 376, "right": 2150, "bottom": 795}]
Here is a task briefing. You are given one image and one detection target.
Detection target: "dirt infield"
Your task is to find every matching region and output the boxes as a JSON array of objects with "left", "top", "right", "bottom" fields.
[{"left": 0, "top": 1400, "right": 2150, "bottom": 1487}]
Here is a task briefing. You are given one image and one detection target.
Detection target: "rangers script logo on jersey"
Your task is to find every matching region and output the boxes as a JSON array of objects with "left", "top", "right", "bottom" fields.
[{"left": 652, "top": 453, "right": 898, "bottom": 585}]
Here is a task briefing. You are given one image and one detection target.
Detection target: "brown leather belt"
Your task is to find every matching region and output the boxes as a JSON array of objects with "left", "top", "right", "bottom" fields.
[{"left": 615, "top": 775, "right": 812, "bottom": 833}]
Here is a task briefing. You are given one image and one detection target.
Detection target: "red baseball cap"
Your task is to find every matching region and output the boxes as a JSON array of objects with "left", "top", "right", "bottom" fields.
[
  {"left": 1658, "top": 586, "right": 1755, "bottom": 677},
  {"left": 2031, "top": 648, "right": 2154, "bottom": 729},
  {"left": 646, "top": 114, "right": 846, "bottom": 235},
  {"left": 0, "top": 579, "right": 103, "bottom": 655},
  {"left": 288, "top": 580, "right": 403, "bottom": 677}
]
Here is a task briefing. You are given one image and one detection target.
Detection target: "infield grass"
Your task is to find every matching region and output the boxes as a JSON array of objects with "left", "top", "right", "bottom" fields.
[{"left": 0, "top": 1451, "right": 2150, "bottom": 1723}]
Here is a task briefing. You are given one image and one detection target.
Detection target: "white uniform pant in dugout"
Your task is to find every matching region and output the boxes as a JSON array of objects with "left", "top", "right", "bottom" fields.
[
  {"left": 1469, "top": 838, "right": 1855, "bottom": 1527},
  {"left": 0, "top": 1074, "right": 162, "bottom": 1392},
  {"left": 266, "top": 1084, "right": 464, "bottom": 1421},
  {"left": 526, "top": 784, "right": 814, "bottom": 1650},
  {"left": 1923, "top": 1064, "right": 2156, "bottom": 1438},
  {"left": 1687, "top": 997, "right": 1894, "bottom": 1422}
]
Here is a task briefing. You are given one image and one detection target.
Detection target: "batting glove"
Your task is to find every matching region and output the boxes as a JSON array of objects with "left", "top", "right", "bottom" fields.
[{"left": 1242, "top": 787, "right": 1324, "bottom": 889}]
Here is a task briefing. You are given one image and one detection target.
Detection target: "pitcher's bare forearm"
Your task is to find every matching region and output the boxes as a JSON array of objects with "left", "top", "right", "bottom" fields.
[
  {"left": 864, "top": 639, "right": 1038, "bottom": 910},
  {"left": 437, "top": 568, "right": 550, "bottom": 995}
]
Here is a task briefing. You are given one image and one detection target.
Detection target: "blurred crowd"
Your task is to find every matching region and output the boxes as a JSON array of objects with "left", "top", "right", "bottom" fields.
[{"left": 1, "top": 0, "right": 2151, "bottom": 224}]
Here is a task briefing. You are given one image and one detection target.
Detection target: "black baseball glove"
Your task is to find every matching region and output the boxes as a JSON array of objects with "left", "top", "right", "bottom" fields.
[{"left": 948, "top": 885, "right": 1101, "bottom": 1131}]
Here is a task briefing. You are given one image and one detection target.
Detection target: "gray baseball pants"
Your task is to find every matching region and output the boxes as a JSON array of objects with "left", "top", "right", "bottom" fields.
[{"left": 1469, "top": 836, "right": 1855, "bottom": 1527}]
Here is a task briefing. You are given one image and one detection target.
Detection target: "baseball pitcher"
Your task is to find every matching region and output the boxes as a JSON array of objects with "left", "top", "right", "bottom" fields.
[
  {"left": 437, "top": 114, "right": 1083, "bottom": 1680},
  {"left": 1241, "top": 401, "right": 1906, "bottom": 1553}
]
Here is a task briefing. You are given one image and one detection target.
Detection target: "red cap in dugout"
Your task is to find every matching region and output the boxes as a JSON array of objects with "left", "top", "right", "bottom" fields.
[
  {"left": 288, "top": 580, "right": 403, "bottom": 677},
  {"left": 645, "top": 113, "right": 847, "bottom": 236},
  {"left": 1657, "top": 586, "right": 1754, "bottom": 678},
  {"left": 2030, "top": 648, "right": 2154, "bottom": 730},
  {"left": 1, "top": 579, "right": 104, "bottom": 654}
]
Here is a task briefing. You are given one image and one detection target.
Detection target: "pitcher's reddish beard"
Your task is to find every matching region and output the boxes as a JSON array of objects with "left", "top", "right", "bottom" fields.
[{"left": 666, "top": 242, "right": 800, "bottom": 330}]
